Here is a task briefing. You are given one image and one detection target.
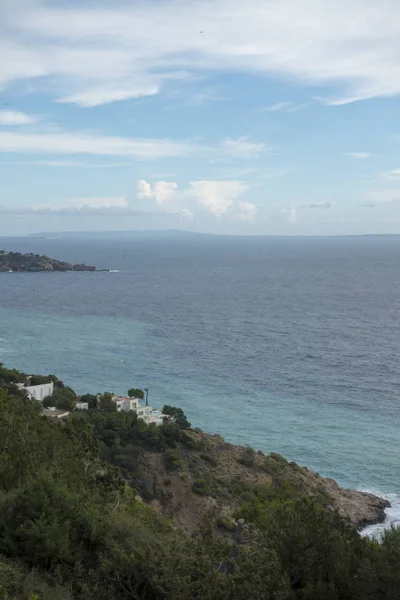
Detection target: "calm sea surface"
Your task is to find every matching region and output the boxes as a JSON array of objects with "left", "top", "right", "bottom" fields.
[{"left": 1, "top": 235, "right": 399, "bottom": 532}]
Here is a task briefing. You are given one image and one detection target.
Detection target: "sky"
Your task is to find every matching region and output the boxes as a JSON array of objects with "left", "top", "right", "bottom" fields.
[{"left": 1, "top": 0, "right": 400, "bottom": 235}]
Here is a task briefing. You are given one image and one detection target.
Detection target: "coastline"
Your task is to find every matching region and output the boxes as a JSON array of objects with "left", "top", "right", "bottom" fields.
[
  {"left": 137, "top": 429, "right": 391, "bottom": 534},
  {"left": 360, "top": 491, "right": 400, "bottom": 538}
]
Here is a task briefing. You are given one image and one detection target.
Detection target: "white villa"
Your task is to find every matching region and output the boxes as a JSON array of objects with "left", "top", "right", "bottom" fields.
[
  {"left": 111, "top": 395, "right": 164, "bottom": 425},
  {"left": 17, "top": 381, "right": 54, "bottom": 402},
  {"left": 75, "top": 401, "right": 89, "bottom": 410}
]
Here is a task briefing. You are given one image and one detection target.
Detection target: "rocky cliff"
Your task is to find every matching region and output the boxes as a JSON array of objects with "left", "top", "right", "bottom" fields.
[{"left": 136, "top": 430, "right": 388, "bottom": 531}]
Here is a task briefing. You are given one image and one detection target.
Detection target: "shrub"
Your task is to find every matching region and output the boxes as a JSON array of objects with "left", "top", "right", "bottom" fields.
[
  {"left": 200, "top": 452, "right": 217, "bottom": 466},
  {"left": 163, "top": 449, "right": 183, "bottom": 471},
  {"left": 260, "top": 457, "right": 285, "bottom": 475},
  {"left": 217, "top": 516, "right": 237, "bottom": 532},
  {"left": 184, "top": 438, "right": 205, "bottom": 451},
  {"left": 238, "top": 446, "right": 256, "bottom": 467},
  {"left": 269, "top": 452, "right": 288, "bottom": 464},
  {"left": 192, "top": 478, "right": 212, "bottom": 496}
]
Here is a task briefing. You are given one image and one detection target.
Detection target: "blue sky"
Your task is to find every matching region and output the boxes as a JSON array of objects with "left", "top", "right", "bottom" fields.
[{"left": 1, "top": 0, "right": 400, "bottom": 235}]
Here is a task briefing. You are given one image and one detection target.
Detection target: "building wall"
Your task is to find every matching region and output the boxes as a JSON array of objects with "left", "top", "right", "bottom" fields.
[
  {"left": 25, "top": 382, "right": 54, "bottom": 402},
  {"left": 122, "top": 398, "right": 139, "bottom": 411},
  {"left": 112, "top": 396, "right": 139, "bottom": 412}
]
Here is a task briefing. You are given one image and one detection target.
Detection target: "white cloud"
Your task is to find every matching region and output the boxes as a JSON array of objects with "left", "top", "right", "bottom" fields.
[
  {"left": 137, "top": 180, "right": 178, "bottom": 205},
  {"left": 381, "top": 168, "right": 400, "bottom": 181},
  {"left": 3, "top": 0, "right": 400, "bottom": 106},
  {"left": 222, "top": 137, "right": 265, "bottom": 159},
  {"left": 186, "top": 180, "right": 249, "bottom": 217},
  {"left": 237, "top": 201, "right": 257, "bottom": 223},
  {"left": 138, "top": 179, "right": 252, "bottom": 220},
  {"left": 0, "top": 110, "right": 35, "bottom": 125},
  {"left": 0, "top": 130, "right": 205, "bottom": 159},
  {"left": 179, "top": 208, "right": 194, "bottom": 220},
  {"left": 346, "top": 152, "right": 371, "bottom": 159}
]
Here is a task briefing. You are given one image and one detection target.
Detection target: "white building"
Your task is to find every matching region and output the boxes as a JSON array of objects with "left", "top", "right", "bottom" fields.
[
  {"left": 17, "top": 381, "right": 54, "bottom": 402},
  {"left": 75, "top": 402, "right": 89, "bottom": 410},
  {"left": 112, "top": 396, "right": 140, "bottom": 412},
  {"left": 111, "top": 395, "right": 164, "bottom": 425}
]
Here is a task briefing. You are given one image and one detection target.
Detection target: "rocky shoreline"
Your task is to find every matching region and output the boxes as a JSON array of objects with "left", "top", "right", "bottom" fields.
[{"left": 320, "top": 478, "right": 390, "bottom": 530}]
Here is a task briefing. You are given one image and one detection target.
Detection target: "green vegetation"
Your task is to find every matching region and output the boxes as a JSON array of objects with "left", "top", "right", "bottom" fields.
[
  {"left": 78, "top": 393, "right": 97, "bottom": 409},
  {"left": 0, "top": 251, "right": 96, "bottom": 272},
  {"left": 162, "top": 404, "right": 191, "bottom": 429},
  {"left": 0, "top": 362, "right": 400, "bottom": 600},
  {"left": 163, "top": 448, "right": 184, "bottom": 471},
  {"left": 128, "top": 388, "right": 145, "bottom": 399},
  {"left": 43, "top": 387, "right": 77, "bottom": 411},
  {"left": 97, "top": 392, "right": 117, "bottom": 412},
  {"left": 237, "top": 445, "right": 256, "bottom": 467},
  {"left": 192, "top": 478, "right": 213, "bottom": 496}
]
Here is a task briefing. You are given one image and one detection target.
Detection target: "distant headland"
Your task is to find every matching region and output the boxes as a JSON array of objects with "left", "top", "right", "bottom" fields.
[{"left": 0, "top": 250, "right": 107, "bottom": 272}]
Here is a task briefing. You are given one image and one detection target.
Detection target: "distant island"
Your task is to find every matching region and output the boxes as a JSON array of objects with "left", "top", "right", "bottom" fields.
[{"left": 0, "top": 250, "right": 104, "bottom": 272}]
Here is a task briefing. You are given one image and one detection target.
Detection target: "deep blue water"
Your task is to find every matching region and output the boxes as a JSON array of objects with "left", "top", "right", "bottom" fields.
[{"left": 1, "top": 235, "right": 399, "bottom": 530}]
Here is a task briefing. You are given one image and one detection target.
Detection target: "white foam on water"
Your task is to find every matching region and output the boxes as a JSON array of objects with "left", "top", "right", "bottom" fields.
[{"left": 360, "top": 491, "right": 400, "bottom": 540}]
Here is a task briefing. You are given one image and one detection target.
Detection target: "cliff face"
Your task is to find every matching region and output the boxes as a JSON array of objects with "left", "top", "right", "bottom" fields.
[
  {"left": 135, "top": 430, "right": 388, "bottom": 531},
  {"left": 0, "top": 251, "right": 96, "bottom": 272}
]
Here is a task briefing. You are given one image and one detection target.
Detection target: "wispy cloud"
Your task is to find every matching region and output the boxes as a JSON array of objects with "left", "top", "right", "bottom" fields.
[
  {"left": 261, "top": 101, "right": 308, "bottom": 113},
  {"left": 31, "top": 160, "right": 131, "bottom": 168},
  {"left": 359, "top": 202, "right": 377, "bottom": 208},
  {"left": 3, "top": 0, "right": 400, "bottom": 106},
  {"left": 279, "top": 202, "right": 332, "bottom": 222},
  {"left": 0, "top": 110, "right": 36, "bottom": 125},
  {"left": 380, "top": 168, "right": 400, "bottom": 181},
  {"left": 58, "top": 85, "right": 160, "bottom": 108},
  {"left": 298, "top": 201, "right": 333, "bottom": 209},
  {"left": 0, "top": 130, "right": 206, "bottom": 159},
  {"left": 68, "top": 197, "right": 128, "bottom": 209},
  {"left": 262, "top": 101, "right": 295, "bottom": 112},
  {"left": 346, "top": 152, "right": 371, "bottom": 159},
  {"left": 222, "top": 137, "right": 265, "bottom": 159},
  {"left": 362, "top": 189, "right": 400, "bottom": 207},
  {"left": 0, "top": 195, "right": 177, "bottom": 218}
]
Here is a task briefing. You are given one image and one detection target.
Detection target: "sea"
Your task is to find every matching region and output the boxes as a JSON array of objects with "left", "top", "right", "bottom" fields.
[{"left": 0, "top": 234, "right": 399, "bottom": 536}]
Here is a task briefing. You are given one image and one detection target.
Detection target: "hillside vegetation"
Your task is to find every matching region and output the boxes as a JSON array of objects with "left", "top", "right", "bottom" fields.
[
  {"left": 0, "top": 251, "right": 96, "bottom": 272},
  {"left": 0, "top": 363, "right": 399, "bottom": 600}
]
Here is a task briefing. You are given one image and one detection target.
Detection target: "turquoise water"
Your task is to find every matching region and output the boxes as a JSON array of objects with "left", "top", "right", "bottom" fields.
[{"left": 1, "top": 235, "right": 399, "bottom": 531}]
